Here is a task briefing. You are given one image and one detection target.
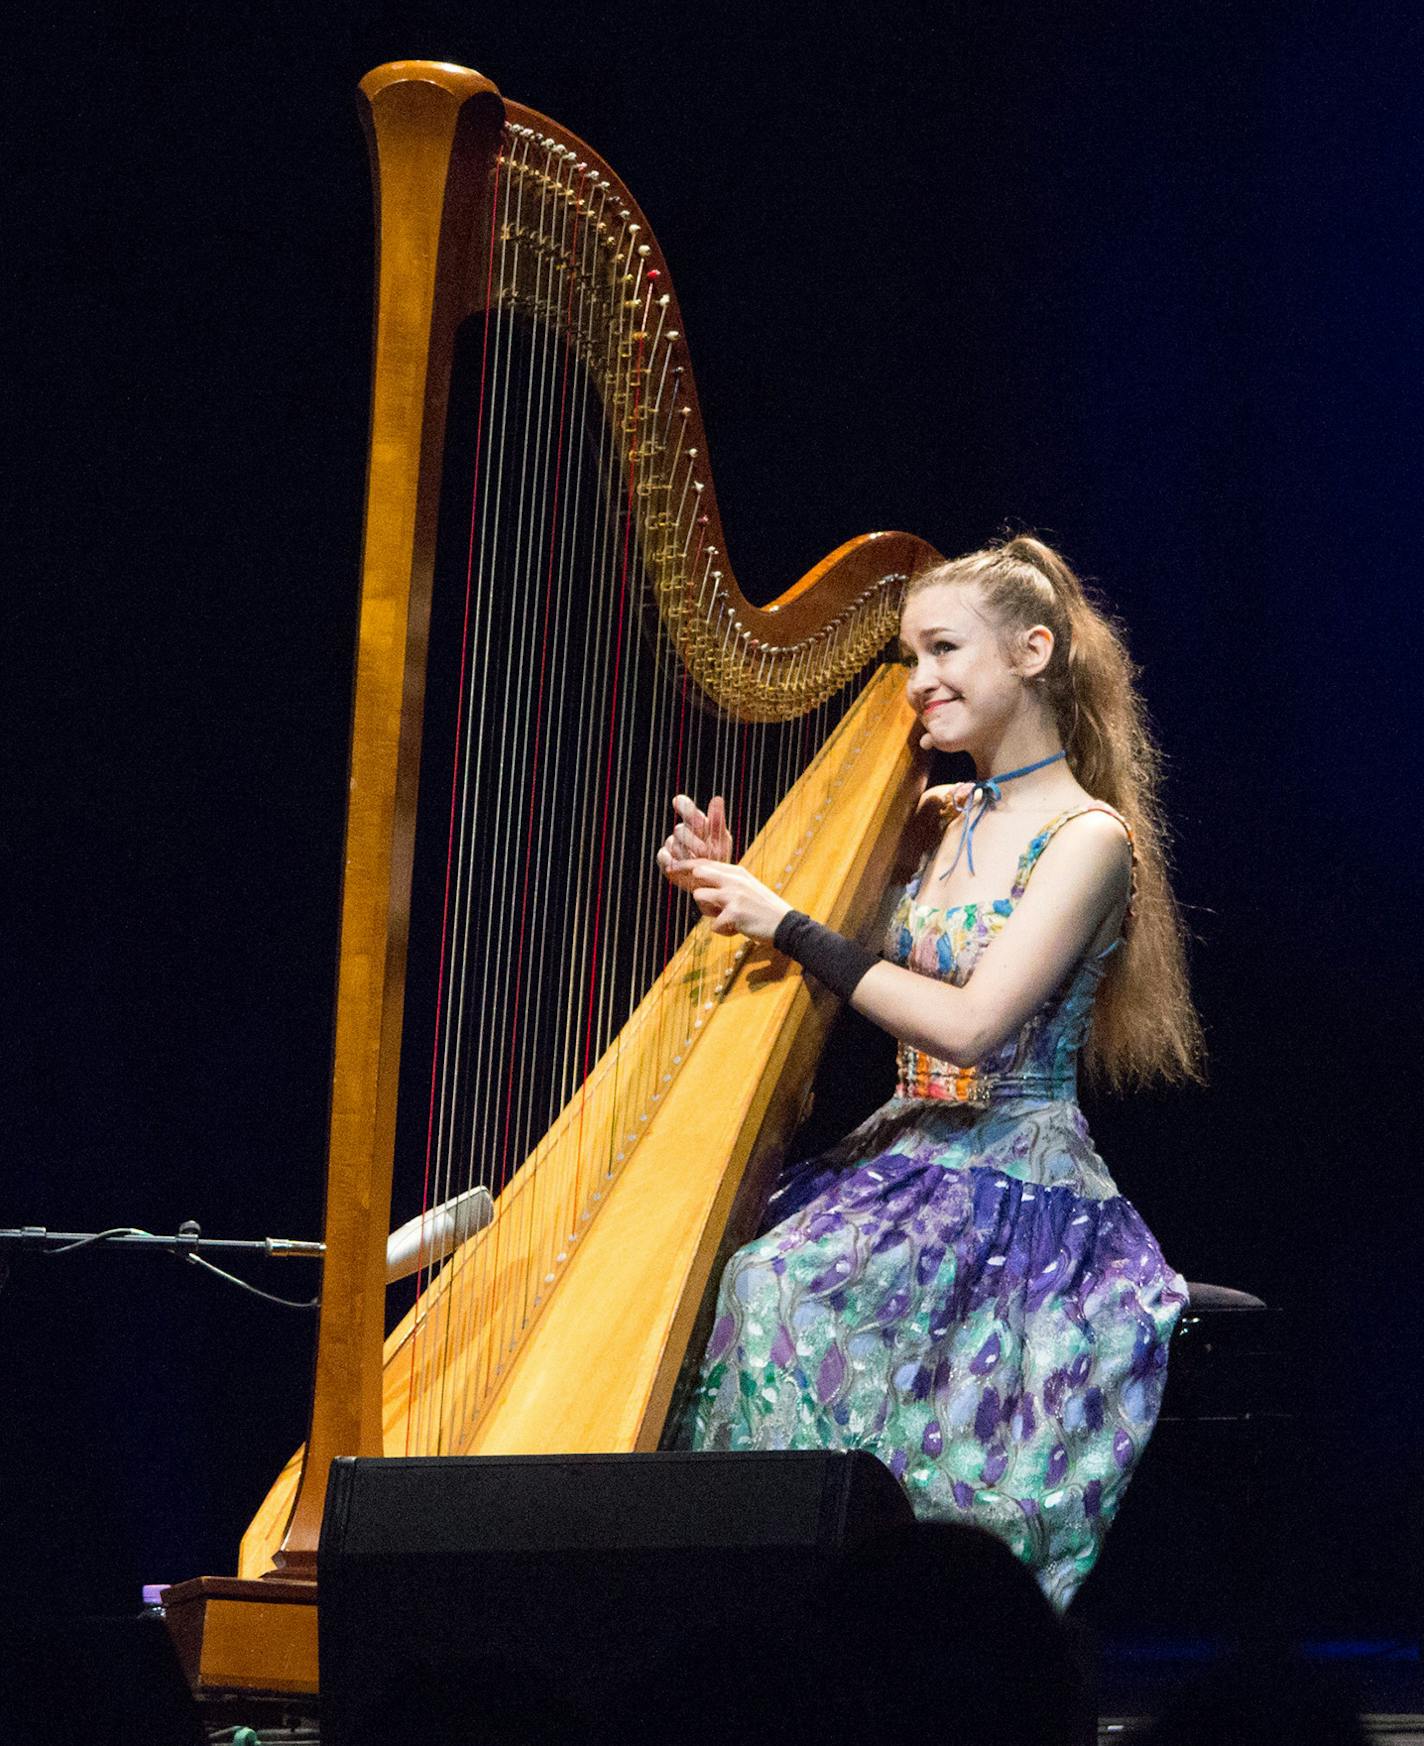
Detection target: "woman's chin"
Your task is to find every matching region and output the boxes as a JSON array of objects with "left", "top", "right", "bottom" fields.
[{"left": 925, "top": 720, "right": 966, "bottom": 754}]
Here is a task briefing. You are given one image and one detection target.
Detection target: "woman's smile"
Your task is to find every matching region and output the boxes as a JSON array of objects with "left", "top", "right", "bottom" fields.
[{"left": 923, "top": 695, "right": 961, "bottom": 716}]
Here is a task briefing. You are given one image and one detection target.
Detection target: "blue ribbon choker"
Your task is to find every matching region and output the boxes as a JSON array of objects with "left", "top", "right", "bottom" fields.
[{"left": 938, "top": 750, "right": 1068, "bottom": 880}]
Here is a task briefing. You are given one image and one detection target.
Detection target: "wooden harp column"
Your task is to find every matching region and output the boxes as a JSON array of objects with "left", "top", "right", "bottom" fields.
[{"left": 164, "top": 59, "right": 942, "bottom": 1696}]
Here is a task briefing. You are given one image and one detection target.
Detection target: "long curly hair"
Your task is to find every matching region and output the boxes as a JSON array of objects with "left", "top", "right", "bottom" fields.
[{"left": 906, "top": 534, "right": 1205, "bottom": 1091}]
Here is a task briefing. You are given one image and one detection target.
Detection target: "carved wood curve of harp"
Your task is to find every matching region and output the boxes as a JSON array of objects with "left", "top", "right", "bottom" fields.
[
  {"left": 236, "top": 59, "right": 944, "bottom": 1586},
  {"left": 363, "top": 58, "right": 935, "bottom": 692}
]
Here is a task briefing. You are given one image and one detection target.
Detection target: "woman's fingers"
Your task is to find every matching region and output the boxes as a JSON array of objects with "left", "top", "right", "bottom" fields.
[
  {"left": 687, "top": 858, "right": 788, "bottom": 945},
  {"left": 674, "top": 793, "right": 733, "bottom": 862},
  {"left": 667, "top": 799, "right": 706, "bottom": 861},
  {"left": 657, "top": 832, "right": 702, "bottom": 892},
  {"left": 659, "top": 797, "right": 737, "bottom": 894},
  {"left": 706, "top": 795, "right": 733, "bottom": 859},
  {"left": 696, "top": 895, "right": 737, "bottom": 935},
  {"left": 691, "top": 862, "right": 726, "bottom": 909}
]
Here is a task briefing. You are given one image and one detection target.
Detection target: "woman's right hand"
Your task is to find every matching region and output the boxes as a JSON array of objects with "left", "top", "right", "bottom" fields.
[{"left": 656, "top": 794, "right": 733, "bottom": 892}]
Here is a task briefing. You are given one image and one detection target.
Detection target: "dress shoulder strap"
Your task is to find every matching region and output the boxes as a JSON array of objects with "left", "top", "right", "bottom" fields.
[
  {"left": 904, "top": 843, "right": 934, "bottom": 899},
  {"left": 1010, "top": 802, "right": 1137, "bottom": 912}
]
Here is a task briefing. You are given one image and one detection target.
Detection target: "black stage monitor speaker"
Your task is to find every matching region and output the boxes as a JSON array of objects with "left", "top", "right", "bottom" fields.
[{"left": 318, "top": 1449, "right": 915, "bottom": 1745}]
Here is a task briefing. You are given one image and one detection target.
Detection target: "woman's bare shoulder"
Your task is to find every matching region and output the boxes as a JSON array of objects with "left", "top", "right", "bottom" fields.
[{"left": 1030, "top": 804, "right": 1134, "bottom": 898}]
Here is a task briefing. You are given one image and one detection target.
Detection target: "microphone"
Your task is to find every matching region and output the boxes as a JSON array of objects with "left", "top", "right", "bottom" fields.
[{"left": 385, "top": 1187, "right": 495, "bottom": 1283}]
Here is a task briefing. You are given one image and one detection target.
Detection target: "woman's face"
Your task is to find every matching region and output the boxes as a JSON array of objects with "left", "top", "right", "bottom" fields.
[{"left": 898, "top": 581, "right": 1027, "bottom": 755}]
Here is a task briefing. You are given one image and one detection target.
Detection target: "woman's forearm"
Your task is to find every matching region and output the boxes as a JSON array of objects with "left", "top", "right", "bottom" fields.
[
  {"left": 848, "top": 959, "right": 987, "bottom": 1065},
  {"left": 771, "top": 909, "right": 986, "bottom": 1064}
]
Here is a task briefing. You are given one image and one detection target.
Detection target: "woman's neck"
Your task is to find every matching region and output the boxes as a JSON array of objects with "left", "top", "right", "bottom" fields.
[{"left": 971, "top": 725, "right": 1069, "bottom": 796}]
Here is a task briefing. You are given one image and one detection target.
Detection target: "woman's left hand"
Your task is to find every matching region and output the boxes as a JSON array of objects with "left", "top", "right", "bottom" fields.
[{"left": 689, "top": 860, "right": 792, "bottom": 943}]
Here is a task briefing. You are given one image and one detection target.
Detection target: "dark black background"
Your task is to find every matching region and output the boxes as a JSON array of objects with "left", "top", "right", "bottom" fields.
[{"left": 5, "top": 0, "right": 1419, "bottom": 1633}]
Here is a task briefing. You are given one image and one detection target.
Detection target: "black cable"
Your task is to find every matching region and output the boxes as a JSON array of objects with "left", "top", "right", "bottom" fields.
[
  {"left": 180, "top": 1250, "right": 320, "bottom": 1312},
  {"left": 45, "top": 1226, "right": 150, "bottom": 1253},
  {"left": 37, "top": 1226, "right": 320, "bottom": 1310}
]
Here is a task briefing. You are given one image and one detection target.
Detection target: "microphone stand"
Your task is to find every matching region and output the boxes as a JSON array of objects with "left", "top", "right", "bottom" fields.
[
  {"left": 0, "top": 1223, "right": 325, "bottom": 1259},
  {"left": 0, "top": 1221, "right": 325, "bottom": 1309},
  {"left": 0, "top": 1184, "right": 493, "bottom": 1307}
]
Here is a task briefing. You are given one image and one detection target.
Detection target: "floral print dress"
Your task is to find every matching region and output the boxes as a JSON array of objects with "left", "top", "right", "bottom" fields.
[{"left": 683, "top": 803, "right": 1187, "bottom": 1608}]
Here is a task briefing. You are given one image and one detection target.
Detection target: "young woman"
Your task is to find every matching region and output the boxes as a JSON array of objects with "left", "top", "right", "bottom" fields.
[{"left": 656, "top": 534, "right": 1204, "bottom": 1609}]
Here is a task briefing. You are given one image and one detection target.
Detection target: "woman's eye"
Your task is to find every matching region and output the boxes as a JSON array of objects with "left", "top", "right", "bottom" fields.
[{"left": 933, "top": 641, "right": 956, "bottom": 654}]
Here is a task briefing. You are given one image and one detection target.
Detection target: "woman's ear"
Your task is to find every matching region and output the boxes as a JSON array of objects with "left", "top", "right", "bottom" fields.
[{"left": 1018, "top": 622, "right": 1054, "bottom": 682}]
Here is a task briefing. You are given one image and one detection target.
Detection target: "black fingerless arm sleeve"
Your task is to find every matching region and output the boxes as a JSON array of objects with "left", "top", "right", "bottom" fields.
[{"left": 772, "top": 910, "right": 879, "bottom": 1001}]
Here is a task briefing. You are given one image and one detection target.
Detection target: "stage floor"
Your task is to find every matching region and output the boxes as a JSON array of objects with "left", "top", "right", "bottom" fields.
[{"left": 1099, "top": 1723, "right": 1424, "bottom": 1744}]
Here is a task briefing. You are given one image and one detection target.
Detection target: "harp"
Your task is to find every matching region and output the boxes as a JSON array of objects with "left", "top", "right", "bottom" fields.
[{"left": 164, "top": 59, "right": 941, "bottom": 1696}]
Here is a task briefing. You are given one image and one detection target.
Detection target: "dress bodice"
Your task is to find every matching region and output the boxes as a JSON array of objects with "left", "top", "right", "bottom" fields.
[{"left": 884, "top": 802, "right": 1135, "bottom": 1107}]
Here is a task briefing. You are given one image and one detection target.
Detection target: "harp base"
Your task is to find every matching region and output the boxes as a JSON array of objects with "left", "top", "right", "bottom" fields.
[{"left": 161, "top": 1575, "right": 318, "bottom": 1698}]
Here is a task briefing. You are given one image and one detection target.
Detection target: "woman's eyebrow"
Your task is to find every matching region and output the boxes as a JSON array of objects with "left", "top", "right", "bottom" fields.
[{"left": 900, "top": 626, "right": 959, "bottom": 650}]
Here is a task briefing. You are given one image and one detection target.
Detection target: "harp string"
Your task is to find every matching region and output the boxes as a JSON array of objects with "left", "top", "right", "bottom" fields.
[
  {"left": 506, "top": 146, "right": 596, "bottom": 1375},
  {"left": 403, "top": 139, "right": 505, "bottom": 1456},
  {"left": 473, "top": 141, "right": 546, "bottom": 1406},
  {"left": 523, "top": 166, "right": 599, "bottom": 1346},
  {"left": 546, "top": 252, "right": 615, "bottom": 1332},
  {"left": 602, "top": 272, "right": 665, "bottom": 1181},
  {"left": 449, "top": 128, "right": 556, "bottom": 1441},
  {"left": 625, "top": 277, "right": 675, "bottom": 1093},
  {"left": 436, "top": 147, "right": 519, "bottom": 1452},
  {"left": 548, "top": 175, "right": 623, "bottom": 1351},
  {"left": 436, "top": 139, "right": 527, "bottom": 1445},
  {"left": 647, "top": 299, "right": 703, "bottom": 1140},
  {"left": 495, "top": 146, "right": 581, "bottom": 1267},
  {"left": 513, "top": 143, "right": 628, "bottom": 1403},
  {"left": 567, "top": 280, "right": 646, "bottom": 1298},
  {"left": 488, "top": 136, "right": 590, "bottom": 1407}
]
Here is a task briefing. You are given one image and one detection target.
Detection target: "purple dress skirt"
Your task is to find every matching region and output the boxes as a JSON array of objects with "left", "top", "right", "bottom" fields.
[{"left": 682, "top": 804, "right": 1187, "bottom": 1609}]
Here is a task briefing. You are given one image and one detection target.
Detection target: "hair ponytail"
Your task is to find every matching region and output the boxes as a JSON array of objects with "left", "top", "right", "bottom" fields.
[{"left": 905, "top": 535, "right": 1205, "bottom": 1092}]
